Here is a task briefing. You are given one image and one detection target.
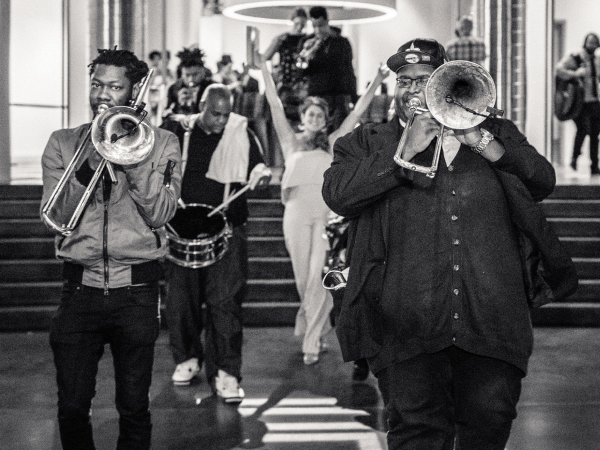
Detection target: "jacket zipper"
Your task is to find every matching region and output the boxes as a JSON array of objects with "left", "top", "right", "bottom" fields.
[
  {"left": 150, "top": 227, "right": 161, "bottom": 248},
  {"left": 102, "top": 173, "right": 110, "bottom": 295}
]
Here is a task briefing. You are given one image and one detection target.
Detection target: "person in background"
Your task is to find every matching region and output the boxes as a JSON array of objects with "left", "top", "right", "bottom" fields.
[
  {"left": 258, "top": 51, "right": 389, "bottom": 365},
  {"left": 323, "top": 37, "right": 576, "bottom": 449},
  {"left": 263, "top": 7, "right": 309, "bottom": 124},
  {"left": 163, "top": 85, "right": 270, "bottom": 403},
  {"left": 163, "top": 47, "right": 213, "bottom": 127},
  {"left": 445, "top": 16, "right": 487, "bottom": 66},
  {"left": 148, "top": 50, "right": 175, "bottom": 126},
  {"left": 556, "top": 32, "right": 600, "bottom": 175},
  {"left": 298, "top": 6, "right": 357, "bottom": 132},
  {"left": 41, "top": 48, "right": 182, "bottom": 450}
]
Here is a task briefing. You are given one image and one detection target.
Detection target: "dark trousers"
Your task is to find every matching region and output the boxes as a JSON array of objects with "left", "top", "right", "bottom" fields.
[
  {"left": 376, "top": 346, "right": 524, "bottom": 450},
  {"left": 165, "top": 225, "right": 247, "bottom": 381},
  {"left": 573, "top": 101, "right": 600, "bottom": 168},
  {"left": 50, "top": 281, "right": 160, "bottom": 450}
]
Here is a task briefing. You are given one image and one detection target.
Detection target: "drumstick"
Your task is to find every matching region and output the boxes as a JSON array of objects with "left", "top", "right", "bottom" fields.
[
  {"left": 166, "top": 222, "right": 180, "bottom": 237},
  {"left": 207, "top": 184, "right": 252, "bottom": 217}
]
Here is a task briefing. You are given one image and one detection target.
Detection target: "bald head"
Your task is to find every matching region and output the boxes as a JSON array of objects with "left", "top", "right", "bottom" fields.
[
  {"left": 200, "top": 84, "right": 232, "bottom": 106},
  {"left": 197, "top": 84, "right": 233, "bottom": 134}
]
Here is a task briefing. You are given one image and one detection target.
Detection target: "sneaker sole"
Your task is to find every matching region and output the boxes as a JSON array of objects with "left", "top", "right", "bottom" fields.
[{"left": 215, "top": 387, "right": 245, "bottom": 404}]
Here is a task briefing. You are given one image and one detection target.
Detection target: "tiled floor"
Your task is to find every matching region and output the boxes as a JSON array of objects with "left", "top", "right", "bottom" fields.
[{"left": 1, "top": 327, "right": 600, "bottom": 449}]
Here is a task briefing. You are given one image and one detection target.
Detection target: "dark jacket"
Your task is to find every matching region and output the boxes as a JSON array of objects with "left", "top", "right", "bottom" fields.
[{"left": 323, "top": 117, "right": 577, "bottom": 366}]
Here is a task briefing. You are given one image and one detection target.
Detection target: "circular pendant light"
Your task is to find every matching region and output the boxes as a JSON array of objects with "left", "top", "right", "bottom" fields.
[{"left": 221, "top": 0, "right": 397, "bottom": 25}]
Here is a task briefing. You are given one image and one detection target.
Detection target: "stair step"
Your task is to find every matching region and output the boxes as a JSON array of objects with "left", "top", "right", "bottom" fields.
[
  {"left": 248, "top": 199, "right": 284, "bottom": 217},
  {"left": 0, "top": 218, "right": 51, "bottom": 237},
  {"left": 0, "top": 185, "right": 43, "bottom": 200},
  {"left": 0, "top": 302, "right": 299, "bottom": 331},
  {"left": 0, "top": 260, "right": 62, "bottom": 282},
  {"left": 574, "top": 258, "right": 600, "bottom": 279},
  {"left": 532, "top": 302, "right": 600, "bottom": 326},
  {"left": 542, "top": 199, "right": 600, "bottom": 218},
  {"left": 248, "top": 236, "right": 288, "bottom": 257},
  {"left": 560, "top": 237, "right": 600, "bottom": 258},
  {"left": 549, "top": 218, "right": 600, "bottom": 237},
  {"left": 0, "top": 258, "right": 295, "bottom": 283},
  {"left": 0, "top": 199, "right": 41, "bottom": 219},
  {"left": 0, "top": 237, "right": 56, "bottom": 259},
  {"left": 247, "top": 217, "right": 283, "bottom": 237},
  {"left": 0, "top": 278, "right": 299, "bottom": 304},
  {"left": 550, "top": 185, "right": 600, "bottom": 199},
  {"left": 248, "top": 257, "right": 294, "bottom": 279}
]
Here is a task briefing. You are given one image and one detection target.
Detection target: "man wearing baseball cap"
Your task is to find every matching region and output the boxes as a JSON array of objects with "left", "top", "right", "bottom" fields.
[{"left": 323, "top": 38, "right": 576, "bottom": 449}]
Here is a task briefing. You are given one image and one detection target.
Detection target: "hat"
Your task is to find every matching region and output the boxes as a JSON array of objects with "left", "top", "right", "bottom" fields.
[{"left": 386, "top": 38, "right": 448, "bottom": 73}]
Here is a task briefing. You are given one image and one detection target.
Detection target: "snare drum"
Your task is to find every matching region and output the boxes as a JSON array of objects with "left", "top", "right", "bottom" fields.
[{"left": 165, "top": 204, "right": 233, "bottom": 268}]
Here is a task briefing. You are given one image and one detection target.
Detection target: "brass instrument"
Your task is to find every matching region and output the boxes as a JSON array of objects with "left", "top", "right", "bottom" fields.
[
  {"left": 42, "top": 70, "right": 155, "bottom": 235},
  {"left": 394, "top": 60, "right": 504, "bottom": 178},
  {"left": 296, "top": 35, "right": 324, "bottom": 69}
]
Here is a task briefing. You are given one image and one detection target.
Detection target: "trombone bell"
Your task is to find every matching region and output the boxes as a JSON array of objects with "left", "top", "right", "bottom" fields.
[
  {"left": 426, "top": 60, "right": 498, "bottom": 130},
  {"left": 92, "top": 106, "right": 155, "bottom": 165},
  {"left": 393, "top": 60, "right": 502, "bottom": 178}
]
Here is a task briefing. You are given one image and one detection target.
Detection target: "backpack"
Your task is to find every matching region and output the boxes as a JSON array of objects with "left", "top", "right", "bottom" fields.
[{"left": 554, "top": 53, "right": 585, "bottom": 121}]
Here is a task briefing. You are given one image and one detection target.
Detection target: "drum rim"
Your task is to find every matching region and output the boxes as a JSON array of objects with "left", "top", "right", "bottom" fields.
[{"left": 166, "top": 203, "right": 231, "bottom": 244}]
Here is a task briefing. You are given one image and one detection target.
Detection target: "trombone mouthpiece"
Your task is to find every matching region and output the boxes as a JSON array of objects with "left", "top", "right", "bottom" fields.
[{"left": 408, "top": 98, "right": 421, "bottom": 111}]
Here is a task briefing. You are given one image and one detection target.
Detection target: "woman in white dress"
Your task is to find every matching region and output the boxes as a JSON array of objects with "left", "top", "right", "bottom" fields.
[{"left": 258, "top": 53, "right": 389, "bottom": 364}]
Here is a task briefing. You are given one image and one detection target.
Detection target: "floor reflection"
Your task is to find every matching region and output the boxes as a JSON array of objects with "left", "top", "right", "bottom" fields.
[{"left": 2, "top": 327, "right": 600, "bottom": 449}]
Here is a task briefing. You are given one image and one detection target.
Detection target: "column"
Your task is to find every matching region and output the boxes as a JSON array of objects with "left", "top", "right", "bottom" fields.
[{"left": 0, "top": 0, "right": 10, "bottom": 184}]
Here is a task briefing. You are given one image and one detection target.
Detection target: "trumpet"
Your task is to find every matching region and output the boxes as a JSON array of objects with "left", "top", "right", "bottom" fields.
[
  {"left": 394, "top": 60, "right": 504, "bottom": 178},
  {"left": 42, "top": 70, "right": 155, "bottom": 235}
]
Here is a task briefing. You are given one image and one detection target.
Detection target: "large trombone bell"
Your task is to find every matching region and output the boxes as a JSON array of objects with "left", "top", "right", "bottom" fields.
[
  {"left": 394, "top": 60, "right": 504, "bottom": 178},
  {"left": 42, "top": 70, "right": 155, "bottom": 235}
]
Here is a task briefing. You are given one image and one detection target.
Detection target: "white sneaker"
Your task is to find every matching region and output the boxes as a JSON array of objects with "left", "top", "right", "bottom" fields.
[
  {"left": 214, "top": 369, "right": 244, "bottom": 404},
  {"left": 172, "top": 358, "right": 200, "bottom": 385}
]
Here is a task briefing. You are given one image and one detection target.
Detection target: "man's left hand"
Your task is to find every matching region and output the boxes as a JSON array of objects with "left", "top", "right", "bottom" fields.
[{"left": 453, "top": 127, "right": 482, "bottom": 146}]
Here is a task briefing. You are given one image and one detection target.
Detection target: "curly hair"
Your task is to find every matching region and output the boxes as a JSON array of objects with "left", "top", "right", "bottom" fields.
[
  {"left": 88, "top": 48, "right": 149, "bottom": 85},
  {"left": 299, "top": 96, "right": 330, "bottom": 151},
  {"left": 176, "top": 47, "right": 206, "bottom": 69}
]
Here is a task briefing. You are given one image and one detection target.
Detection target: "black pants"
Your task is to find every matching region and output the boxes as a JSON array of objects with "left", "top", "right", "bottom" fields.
[
  {"left": 50, "top": 281, "right": 160, "bottom": 450},
  {"left": 573, "top": 101, "right": 600, "bottom": 168},
  {"left": 165, "top": 225, "right": 247, "bottom": 382},
  {"left": 376, "top": 346, "right": 524, "bottom": 450}
]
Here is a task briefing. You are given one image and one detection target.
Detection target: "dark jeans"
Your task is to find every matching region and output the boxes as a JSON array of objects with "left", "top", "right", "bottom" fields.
[
  {"left": 50, "top": 281, "right": 160, "bottom": 450},
  {"left": 165, "top": 225, "right": 247, "bottom": 381},
  {"left": 376, "top": 346, "right": 524, "bottom": 450},
  {"left": 573, "top": 101, "right": 600, "bottom": 168}
]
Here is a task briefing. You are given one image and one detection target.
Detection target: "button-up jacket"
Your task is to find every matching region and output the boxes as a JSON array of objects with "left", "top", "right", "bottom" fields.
[{"left": 323, "top": 117, "right": 573, "bottom": 374}]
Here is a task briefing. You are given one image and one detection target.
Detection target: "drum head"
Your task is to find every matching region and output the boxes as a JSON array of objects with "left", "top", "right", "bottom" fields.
[{"left": 169, "top": 204, "right": 225, "bottom": 239}]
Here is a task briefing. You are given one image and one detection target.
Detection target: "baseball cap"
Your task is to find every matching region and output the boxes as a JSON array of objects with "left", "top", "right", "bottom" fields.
[{"left": 386, "top": 38, "right": 448, "bottom": 73}]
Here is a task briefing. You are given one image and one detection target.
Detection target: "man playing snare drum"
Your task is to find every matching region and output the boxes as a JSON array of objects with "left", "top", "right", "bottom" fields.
[{"left": 161, "top": 84, "right": 269, "bottom": 403}]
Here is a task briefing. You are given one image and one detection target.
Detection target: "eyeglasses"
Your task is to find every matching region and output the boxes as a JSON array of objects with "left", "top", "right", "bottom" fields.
[{"left": 395, "top": 77, "right": 430, "bottom": 88}]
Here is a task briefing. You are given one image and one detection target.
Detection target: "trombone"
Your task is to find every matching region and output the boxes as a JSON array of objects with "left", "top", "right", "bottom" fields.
[
  {"left": 394, "top": 60, "right": 504, "bottom": 178},
  {"left": 42, "top": 70, "right": 155, "bottom": 235}
]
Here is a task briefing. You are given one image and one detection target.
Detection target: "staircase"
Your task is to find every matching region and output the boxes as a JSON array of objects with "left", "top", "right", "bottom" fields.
[
  {"left": 532, "top": 184, "right": 600, "bottom": 325},
  {"left": 0, "top": 184, "right": 299, "bottom": 331},
  {"left": 0, "top": 183, "right": 598, "bottom": 331}
]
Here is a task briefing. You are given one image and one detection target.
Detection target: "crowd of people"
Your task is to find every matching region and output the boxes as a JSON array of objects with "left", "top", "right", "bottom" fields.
[{"left": 39, "top": 6, "right": 579, "bottom": 450}]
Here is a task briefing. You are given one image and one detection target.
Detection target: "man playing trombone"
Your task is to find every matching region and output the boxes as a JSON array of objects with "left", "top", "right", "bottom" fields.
[
  {"left": 41, "top": 48, "right": 182, "bottom": 450},
  {"left": 161, "top": 84, "right": 269, "bottom": 403},
  {"left": 322, "top": 38, "right": 576, "bottom": 449}
]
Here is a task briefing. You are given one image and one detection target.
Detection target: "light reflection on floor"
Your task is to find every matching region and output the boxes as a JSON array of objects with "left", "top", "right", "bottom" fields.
[{"left": 2, "top": 327, "right": 600, "bottom": 449}]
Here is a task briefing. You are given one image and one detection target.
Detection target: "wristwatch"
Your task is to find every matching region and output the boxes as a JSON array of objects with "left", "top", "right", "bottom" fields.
[{"left": 471, "top": 128, "right": 494, "bottom": 155}]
